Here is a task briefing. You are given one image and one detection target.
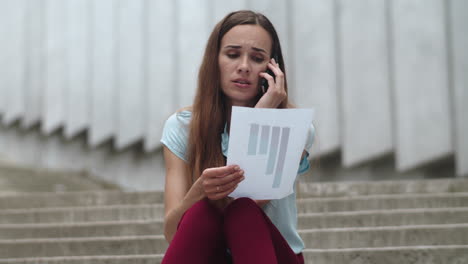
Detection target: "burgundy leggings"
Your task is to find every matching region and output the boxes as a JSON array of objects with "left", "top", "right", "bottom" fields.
[{"left": 161, "top": 197, "right": 304, "bottom": 264}]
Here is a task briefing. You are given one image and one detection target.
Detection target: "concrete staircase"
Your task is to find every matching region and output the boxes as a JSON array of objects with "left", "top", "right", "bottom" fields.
[{"left": 1, "top": 162, "right": 468, "bottom": 263}]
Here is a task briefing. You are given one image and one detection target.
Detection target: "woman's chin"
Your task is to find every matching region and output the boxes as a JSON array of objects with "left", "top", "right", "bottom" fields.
[
  {"left": 230, "top": 97, "right": 258, "bottom": 107},
  {"left": 223, "top": 88, "right": 259, "bottom": 106}
]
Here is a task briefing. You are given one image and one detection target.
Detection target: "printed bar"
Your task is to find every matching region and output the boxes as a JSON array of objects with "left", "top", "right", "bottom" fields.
[
  {"left": 273, "top": 127, "right": 290, "bottom": 188},
  {"left": 259, "top": 125, "right": 270, "bottom": 155},
  {"left": 247, "top": 123, "right": 259, "bottom": 155},
  {"left": 266, "top": 126, "right": 280, "bottom": 175}
]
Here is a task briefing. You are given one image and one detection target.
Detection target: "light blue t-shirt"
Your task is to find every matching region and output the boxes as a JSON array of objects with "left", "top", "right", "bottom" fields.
[{"left": 160, "top": 110, "right": 315, "bottom": 254}]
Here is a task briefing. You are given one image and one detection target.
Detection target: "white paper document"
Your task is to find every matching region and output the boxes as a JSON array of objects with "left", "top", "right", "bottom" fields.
[{"left": 227, "top": 106, "right": 315, "bottom": 200}]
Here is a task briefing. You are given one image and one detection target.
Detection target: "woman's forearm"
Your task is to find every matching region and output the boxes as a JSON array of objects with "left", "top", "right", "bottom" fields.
[
  {"left": 164, "top": 183, "right": 205, "bottom": 243},
  {"left": 164, "top": 200, "right": 193, "bottom": 243},
  {"left": 255, "top": 199, "right": 270, "bottom": 207}
]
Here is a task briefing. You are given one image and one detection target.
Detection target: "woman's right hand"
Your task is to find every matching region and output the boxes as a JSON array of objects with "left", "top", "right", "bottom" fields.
[{"left": 196, "top": 165, "right": 245, "bottom": 200}]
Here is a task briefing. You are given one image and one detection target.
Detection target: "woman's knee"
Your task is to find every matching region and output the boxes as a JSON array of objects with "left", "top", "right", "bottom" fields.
[
  {"left": 225, "top": 197, "right": 259, "bottom": 212},
  {"left": 223, "top": 198, "right": 274, "bottom": 255},
  {"left": 224, "top": 198, "right": 263, "bottom": 226},
  {"left": 178, "top": 198, "right": 223, "bottom": 233}
]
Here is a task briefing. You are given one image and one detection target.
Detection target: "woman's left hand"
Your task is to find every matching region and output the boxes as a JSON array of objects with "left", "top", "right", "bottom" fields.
[
  {"left": 255, "top": 199, "right": 270, "bottom": 208},
  {"left": 255, "top": 58, "right": 287, "bottom": 108}
]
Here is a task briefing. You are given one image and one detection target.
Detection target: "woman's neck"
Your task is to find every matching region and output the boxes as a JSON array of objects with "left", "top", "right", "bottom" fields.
[{"left": 225, "top": 99, "right": 256, "bottom": 134}]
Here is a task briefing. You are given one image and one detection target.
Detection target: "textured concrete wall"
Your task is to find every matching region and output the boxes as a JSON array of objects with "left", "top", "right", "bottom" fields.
[
  {"left": 43, "top": 0, "right": 67, "bottom": 134},
  {"left": 0, "top": 0, "right": 26, "bottom": 125},
  {"left": 0, "top": 0, "right": 467, "bottom": 191},
  {"left": 89, "top": 0, "right": 116, "bottom": 147},
  {"left": 450, "top": 0, "right": 468, "bottom": 177},
  {"left": 338, "top": 0, "right": 392, "bottom": 166},
  {"left": 0, "top": 123, "right": 165, "bottom": 191},
  {"left": 292, "top": 0, "right": 340, "bottom": 155},
  {"left": 391, "top": 0, "right": 452, "bottom": 171}
]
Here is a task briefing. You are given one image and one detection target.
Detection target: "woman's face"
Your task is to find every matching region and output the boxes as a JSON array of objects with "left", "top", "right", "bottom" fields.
[{"left": 218, "top": 24, "right": 272, "bottom": 107}]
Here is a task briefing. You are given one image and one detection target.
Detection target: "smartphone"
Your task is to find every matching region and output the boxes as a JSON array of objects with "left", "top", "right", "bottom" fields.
[{"left": 261, "top": 54, "right": 279, "bottom": 94}]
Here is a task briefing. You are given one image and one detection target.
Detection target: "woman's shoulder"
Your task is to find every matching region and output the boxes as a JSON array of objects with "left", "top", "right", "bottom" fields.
[
  {"left": 166, "top": 106, "right": 193, "bottom": 125},
  {"left": 161, "top": 106, "right": 193, "bottom": 161},
  {"left": 305, "top": 122, "right": 316, "bottom": 152},
  {"left": 162, "top": 106, "right": 194, "bottom": 135},
  {"left": 178, "top": 106, "right": 193, "bottom": 112},
  {"left": 286, "top": 102, "right": 315, "bottom": 150}
]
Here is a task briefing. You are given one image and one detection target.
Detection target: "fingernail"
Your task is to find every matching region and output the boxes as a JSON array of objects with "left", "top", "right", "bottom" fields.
[
  {"left": 234, "top": 165, "right": 240, "bottom": 170},
  {"left": 239, "top": 170, "right": 244, "bottom": 175},
  {"left": 240, "top": 176, "right": 245, "bottom": 181}
]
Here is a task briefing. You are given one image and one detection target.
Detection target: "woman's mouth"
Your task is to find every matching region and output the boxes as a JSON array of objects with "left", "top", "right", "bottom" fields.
[{"left": 232, "top": 79, "right": 252, "bottom": 88}]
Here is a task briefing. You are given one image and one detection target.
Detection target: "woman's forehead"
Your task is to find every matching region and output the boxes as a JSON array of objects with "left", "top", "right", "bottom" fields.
[{"left": 221, "top": 25, "right": 272, "bottom": 52}]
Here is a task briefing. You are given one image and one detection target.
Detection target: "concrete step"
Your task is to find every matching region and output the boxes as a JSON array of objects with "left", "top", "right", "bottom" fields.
[
  {"left": 302, "top": 245, "right": 468, "bottom": 264},
  {"left": 2, "top": 178, "right": 467, "bottom": 210},
  {"left": 3, "top": 207, "right": 468, "bottom": 239},
  {"left": 297, "top": 178, "right": 468, "bottom": 198},
  {"left": 0, "top": 255, "right": 164, "bottom": 264},
  {"left": 298, "top": 207, "right": 468, "bottom": 229},
  {"left": 1, "top": 246, "right": 468, "bottom": 264},
  {"left": 0, "top": 191, "right": 164, "bottom": 210},
  {"left": 0, "top": 205, "right": 164, "bottom": 224},
  {"left": 2, "top": 193, "right": 467, "bottom": 224},
  {"left": 0, "top": 163, "right": 119, "bottom": 194},
  {"left": 0, "top": 220, "right": 164, "bottom": 239},
  {"left": 2, "top": 224, "right": 468, "bottom": 258},
  {"left": 296, "top": 192, "right": 468, "bottom": 213},
  {"left": 301, "top": 223, "right": 468, "bottom": 249},
  {"left": 0, "top": 236, "right": 168, "bottom": 258},
  {"left": 0, "top": 246, "right": 466, "bottom": 264}
]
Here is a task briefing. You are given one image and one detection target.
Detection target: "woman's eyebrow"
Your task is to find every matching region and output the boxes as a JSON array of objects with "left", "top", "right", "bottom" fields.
[
  {"left": 223, "top": 45, "right": 267, "bottom": 54},
  {"left": 224, "top": 45, "right": 242, "bottom": 49},
  {"left": 252, "top": 47, "right": 267, "bottom": 54}
]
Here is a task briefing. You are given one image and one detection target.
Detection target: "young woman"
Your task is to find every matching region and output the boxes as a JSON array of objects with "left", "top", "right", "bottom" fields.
[{"left": 160, "top": 10, "right": 314, "bottom": 264}]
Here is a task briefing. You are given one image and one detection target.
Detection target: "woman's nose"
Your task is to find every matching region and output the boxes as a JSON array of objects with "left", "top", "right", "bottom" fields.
[{"left": 237, "top": 56, "right": 250, "bottom": 73}]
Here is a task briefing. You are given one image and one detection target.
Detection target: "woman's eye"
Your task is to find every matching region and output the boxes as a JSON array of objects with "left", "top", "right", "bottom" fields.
[
  {"left": 252, "top": 56, "right": 265, "bottom": 63},
  {"left": 227, "top": 53, "right": 239, "bottom": 58}
]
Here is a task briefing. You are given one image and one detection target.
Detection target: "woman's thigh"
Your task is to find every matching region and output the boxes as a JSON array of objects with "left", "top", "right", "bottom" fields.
[
  {"left": 162, "top": 198, "right": 228, "bottom": 264},
  {"left": 224, "top": 198, "right": 303, "bottom": 264}
]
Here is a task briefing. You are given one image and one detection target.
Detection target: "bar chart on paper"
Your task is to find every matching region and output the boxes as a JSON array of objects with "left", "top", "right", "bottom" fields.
[
  {"left": 227, "top": 106, "right": 314, "bottom": 199},
  {"left": 247, "top": 124, "right": 291, "bottom": 188}
]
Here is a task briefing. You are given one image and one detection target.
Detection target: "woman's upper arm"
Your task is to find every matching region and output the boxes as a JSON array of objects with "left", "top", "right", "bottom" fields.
[
  {"left": 163, "top": 146, "right": 190, "bottom": 218},
  {"left": 287, "top": 102, "right": 313, "bottom": 158}
]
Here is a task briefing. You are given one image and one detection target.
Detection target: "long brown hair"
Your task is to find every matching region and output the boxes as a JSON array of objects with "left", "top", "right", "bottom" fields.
[{"left": 187, "top": 10, "right": 289, "bottom": 182}]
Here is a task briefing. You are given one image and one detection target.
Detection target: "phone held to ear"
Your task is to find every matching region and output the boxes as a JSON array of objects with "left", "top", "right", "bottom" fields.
[{"left": 261, "top": 54, "right": 279, "bottom": 94}]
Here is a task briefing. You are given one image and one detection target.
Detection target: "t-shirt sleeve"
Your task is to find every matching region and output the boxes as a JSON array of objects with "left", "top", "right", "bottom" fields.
[
  {"left": 160, "top": 112, "right": 190, "bottom": 162},
  {"left": 304, "top": 123, "right": 316, "bottom": 153},
  {"left": 297, "top": 123, "right": 316, "bottom": 175}
]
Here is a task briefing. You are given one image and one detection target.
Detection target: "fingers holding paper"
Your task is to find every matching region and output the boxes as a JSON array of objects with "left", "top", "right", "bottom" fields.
[{"left": 201, "top": 165, "right": 245, "bottom": 200}]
